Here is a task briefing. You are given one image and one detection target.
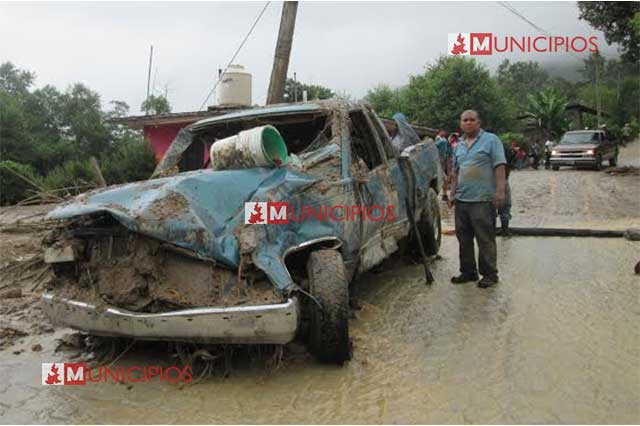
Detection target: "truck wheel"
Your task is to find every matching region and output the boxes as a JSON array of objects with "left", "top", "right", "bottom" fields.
[
  {"left": 552, "top": 165, "right": 560, "bottom": 171},
  {"left": 306, "top": 249, "right": 351, "bottom": 364},
  {"left": 420, "top": 188, "right": 442, "bottom": 256}
]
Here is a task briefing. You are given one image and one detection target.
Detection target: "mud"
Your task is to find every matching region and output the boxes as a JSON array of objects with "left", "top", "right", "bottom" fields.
[
  {"left": 147, "top": 190, "right": 190, "bottom": 221},
  {"left": 0, "top": 142, "right": 638, "bottom": 423},
  {"left": 50, "top": 230, "right": 281, "bottom": 312}
]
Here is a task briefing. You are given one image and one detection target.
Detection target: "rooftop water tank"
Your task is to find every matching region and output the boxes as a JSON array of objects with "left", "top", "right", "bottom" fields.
[{"left": 217, "top": 64, "right": 252, "bottom": 106}]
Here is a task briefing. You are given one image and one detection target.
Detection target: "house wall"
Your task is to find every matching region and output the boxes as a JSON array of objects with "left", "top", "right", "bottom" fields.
[{"left": 143, "top": 122, "right": 210, "bottom": 166}]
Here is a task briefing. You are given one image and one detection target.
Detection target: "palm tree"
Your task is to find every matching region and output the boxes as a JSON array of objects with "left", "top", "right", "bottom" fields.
[{"left": 524, "top": 87, "right": 568, "bottom": 140}]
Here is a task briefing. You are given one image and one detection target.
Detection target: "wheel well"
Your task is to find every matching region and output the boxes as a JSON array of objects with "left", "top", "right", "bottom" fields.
[{"left": 283, "top": 237, "right": 342, "bottom": 288}]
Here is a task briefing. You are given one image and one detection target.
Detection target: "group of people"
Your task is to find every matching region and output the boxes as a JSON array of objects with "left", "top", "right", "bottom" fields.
[{"left": 506, "top": 141, "right": 546, "bottom": 171}]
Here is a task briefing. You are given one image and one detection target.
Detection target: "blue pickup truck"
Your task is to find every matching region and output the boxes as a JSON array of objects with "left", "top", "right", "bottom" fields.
[{"left": 41, "top": 100, "right": 442, "bottom": 364}]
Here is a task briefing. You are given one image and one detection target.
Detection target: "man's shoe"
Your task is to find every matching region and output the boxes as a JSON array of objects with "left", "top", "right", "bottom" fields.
[
  {"left": 478, "top": 276, "right": 499, "bottom": 288},
  {"left": 451, "top": 274, "right": 479, "bottom": 284}
]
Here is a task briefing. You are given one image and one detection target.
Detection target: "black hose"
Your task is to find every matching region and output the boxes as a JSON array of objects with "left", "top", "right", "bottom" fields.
[{"left": 398, "top": 156, "right": 434, "bottom": 284}]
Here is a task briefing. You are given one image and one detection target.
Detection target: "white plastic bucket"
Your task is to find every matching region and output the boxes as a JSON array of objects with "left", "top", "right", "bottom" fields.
[{"left": 210, "top": 125, "right": 288, "bottom": 170}]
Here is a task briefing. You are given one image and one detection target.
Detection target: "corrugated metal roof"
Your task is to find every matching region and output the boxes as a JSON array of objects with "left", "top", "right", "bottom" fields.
[{"left": 190, "top": 103, "right": 322, "bottom": 131}]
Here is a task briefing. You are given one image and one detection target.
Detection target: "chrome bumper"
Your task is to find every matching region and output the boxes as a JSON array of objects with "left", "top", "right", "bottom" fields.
[
  {"left": 41, "top": 293, "right": 299, "bottom": 344},
  {"left": 550, "top": 157, "right": 596, "bottom": 165}
]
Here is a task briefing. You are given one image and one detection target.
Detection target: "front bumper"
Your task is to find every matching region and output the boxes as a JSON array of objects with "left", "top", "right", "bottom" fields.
[
  {"left": 42, "top": 293, "right": 299, "bottom": 344},
  {"left": 550, "top": 156, "right": 596, "bottom": 166}
]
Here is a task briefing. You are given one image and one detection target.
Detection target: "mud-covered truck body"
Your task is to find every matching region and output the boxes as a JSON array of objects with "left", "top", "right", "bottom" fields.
[{"left": 42, "top": 100, "right": 442, "bottom": 364}]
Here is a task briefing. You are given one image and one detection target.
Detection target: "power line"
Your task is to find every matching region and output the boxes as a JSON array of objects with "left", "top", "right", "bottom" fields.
[
  {"left": 498, "top": 1, "right": 603, "bottom": 124},
  {"left": 497, "top": 1, "right": 582, "bottom": 60},
  {"left": 498, "top": 2, "right": 552, "bottom": 38},
  {"left": 197, "top": 1, "right": 271, "bottom": 111}
]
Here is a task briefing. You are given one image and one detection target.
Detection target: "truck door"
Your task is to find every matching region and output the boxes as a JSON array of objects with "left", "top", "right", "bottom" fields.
[{"left": 348, "top": 109, "right": 397, "bottom": 272}]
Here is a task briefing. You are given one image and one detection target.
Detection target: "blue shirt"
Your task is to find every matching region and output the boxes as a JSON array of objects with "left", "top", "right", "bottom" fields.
[
  {"left": 435, "top": 137, "right": 452, "bottom": 161},
  {"left": 453, "top": 129, "right": 506, "bottom": 202}
]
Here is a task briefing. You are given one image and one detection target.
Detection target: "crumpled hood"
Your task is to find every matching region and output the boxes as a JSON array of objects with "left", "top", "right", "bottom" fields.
[{"left": 48, "top": 167, "right": 319, "bottom": 272}]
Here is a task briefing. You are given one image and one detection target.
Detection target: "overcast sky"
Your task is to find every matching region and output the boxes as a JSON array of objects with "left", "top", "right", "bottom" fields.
[{"left": 0, "top": 1, "right": 620, "bottom": 115}]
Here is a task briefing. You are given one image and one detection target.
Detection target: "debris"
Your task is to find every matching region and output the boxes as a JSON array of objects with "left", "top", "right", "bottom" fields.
[
  {"left": 13, "top": 349, "right": 24, "bottom": 355},
  {"left": 623, "top": 229, "right": 640, "bottom": 241},
  {"left": 31, "top": 343, "right": 43, "bottom": 352},
  {"left": 89, "top": 156, "right": 107, "bottom": 188},
  {"left": 0, "top": 327, "right": 28, "bottom": 349},
  {"left": 0, "top": 288, "right": 22, "bottom": 299},
  {"left": 605, "top": 166, "right": 640, "bottom": 176},
  {"left": 56, "top": 332, "right": 85, "bottom": 351}
]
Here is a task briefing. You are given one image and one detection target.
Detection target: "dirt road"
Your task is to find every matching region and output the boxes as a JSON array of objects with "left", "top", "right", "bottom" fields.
[{"left": 0, "top": 143, "right": 638, "bottom": 424}]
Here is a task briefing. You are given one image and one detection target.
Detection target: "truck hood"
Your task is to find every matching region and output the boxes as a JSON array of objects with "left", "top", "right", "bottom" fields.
[{"left": 47, "top": 167, "right": 323, "bottom": 282}]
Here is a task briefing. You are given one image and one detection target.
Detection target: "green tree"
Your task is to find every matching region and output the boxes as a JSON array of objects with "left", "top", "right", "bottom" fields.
[
  {"left": 283, "top": 78, "right": 334, "bottom": 102},
  {"left": 403, "top": 56, "right": 512, "bottom": 131},
  {"left": 141, "top": 94, "right": 171, "bottom": 115},
  {"left": 0, "top": 160, "right": 43, "bottom": 205},
  {"left": 497, "top": 60, "right": 550, "bottom": 98},
  {"left": 364, "top": 84, "right": 407, "bottom": 118},
  {"left": 579, "top": 51, "right": 607, "bottom": 84},
  {"left": 60, "top": 83, "right": 111, "bottom": 158},
  {"left": 0, "top": 62, "right": 35, "bottom": 96},
  {"left": 496, "top": 60, "right": 550, "bottom": 116},
  {"left": 578, "top": 1, "right": 640, "bottom": 63},
  {"left": 523, "top": 87, "right": 568, "bottom": 139},
  {"left": 0, "top": 61, "right": 162, "bottom": 204}
]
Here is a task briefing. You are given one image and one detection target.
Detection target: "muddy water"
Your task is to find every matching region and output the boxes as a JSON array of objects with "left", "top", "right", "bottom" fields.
[
  {"left": 2, "top": 144, "right": 639, "bottom": 424},
  {"left": 2, "top": 235, "right": 638, "bottom": 424}
]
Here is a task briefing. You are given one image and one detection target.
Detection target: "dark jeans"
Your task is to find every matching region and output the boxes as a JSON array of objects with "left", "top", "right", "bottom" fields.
[{"left": 455, "top": 201, "right": 498, "bottom": 280}]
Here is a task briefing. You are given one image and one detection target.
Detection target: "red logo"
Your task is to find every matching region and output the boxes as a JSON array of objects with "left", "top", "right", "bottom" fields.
[
  {"left": 448, "top": 33, "right": 598, "bottom": 55},
  {"left": 44, "top": 363, "right": 62, "bottom": 385},
  {"left": 244, "top": 202, "right": 396, "bottom": 224},
  {"left": 42, "top": 363, "right": 193, "bottom": 385},
  {"left": 247, "top": 202, "right": 265, "bottom": 224},
  {"left": 450, "top": 33, "right": 468, "bottom": 55},
  {"left": 470, "top": 33, "right": 492, "bottom": 55}
]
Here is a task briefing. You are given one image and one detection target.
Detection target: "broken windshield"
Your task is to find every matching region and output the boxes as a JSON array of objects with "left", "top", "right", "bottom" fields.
[{"left": 198, "top": 112, "right": 331, "bottom": 157}]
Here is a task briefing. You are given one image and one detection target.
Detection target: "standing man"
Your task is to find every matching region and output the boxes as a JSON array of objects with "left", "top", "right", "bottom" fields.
[
  {"left": 544, "top": 138, "right": 554, "bottom": 169},
  {"left": 448, "top": 110, "right": 506, "bottom": 288},
  {"left": 531, "top": 141, "right": 541, "bottom": 170}
]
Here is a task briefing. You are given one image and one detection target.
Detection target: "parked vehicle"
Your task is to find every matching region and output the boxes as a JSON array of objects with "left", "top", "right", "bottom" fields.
[
  {"left": 550, "top": 130, "right": 618, "bottom": 171},
  {"left": 41, "top": 100, "right": 442, "bottom": 364}
]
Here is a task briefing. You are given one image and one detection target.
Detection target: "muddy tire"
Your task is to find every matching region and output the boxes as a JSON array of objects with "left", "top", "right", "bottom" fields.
[
  {"left": 552, "top": 165, "right": 560, "bottom": 171},
  {"left": 420, "top": 188, "right": 442, "bottom": 256},
  {"left": 306, "top": 249, "right": 351, "bottom": 365}
]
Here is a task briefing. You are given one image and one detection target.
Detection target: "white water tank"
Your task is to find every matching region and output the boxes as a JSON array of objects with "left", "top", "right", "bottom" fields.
[{"left": 217, "top": 64, "right": 252, "bottom": 106}]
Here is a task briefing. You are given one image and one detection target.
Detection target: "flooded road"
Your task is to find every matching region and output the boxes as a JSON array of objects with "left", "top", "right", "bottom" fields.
[{"left": 1, "top": 144, "right": 639, "bottom": 424}]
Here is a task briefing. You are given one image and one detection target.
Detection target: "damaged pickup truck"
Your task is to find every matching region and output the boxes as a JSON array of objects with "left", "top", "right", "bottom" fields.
[{"left": 41, "top": 100, "right": 442, "bottom": 364}]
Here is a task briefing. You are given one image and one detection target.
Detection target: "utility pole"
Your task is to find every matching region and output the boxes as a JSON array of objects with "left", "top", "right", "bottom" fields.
[
  {"left": 293, "top": 71, "right": 297, "bottom": 102},
  {"left": 267, "top": 1, "right": 298, "bottom": 105},
  {"left": 595, "top": 56, "right": 602, "bottom": 127},
  {"left": 145, "top": 45, "right": 154, "bottom": 115}
]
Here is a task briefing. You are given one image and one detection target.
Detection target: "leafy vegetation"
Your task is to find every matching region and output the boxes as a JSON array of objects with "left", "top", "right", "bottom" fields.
[
  {"left": 0, "top": 61, "right": 157, "bottom": 205},
  {"left": 365, "top": 53, "right": 639, "bottom": 143},
  {"left": 283, "top": 78, "right": 334, "bottom": 102},
  {"left": 578, "top": 1, "right": 640, "bottom": 63},
  {"left": 141, "top": 94, "right": 171, "bottom": 115}
]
